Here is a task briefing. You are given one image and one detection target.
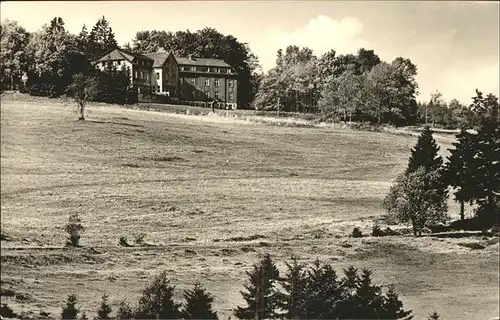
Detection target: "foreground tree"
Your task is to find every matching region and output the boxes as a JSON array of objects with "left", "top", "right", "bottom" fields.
[
  {"left": 384, "top": 168, "right": 448, "bottom": 235},
  {"left": 95, "top": 294, "right": 112, "bottom": 320},
  {"left": 66, "top": 73, "right": 99, "bottom": 121},
  {"left": 280, "top": 257, "right": 308, "bottom": 319},
  {"left": 234, "top": 254, "right": 281, "bottom": 319},
  {"left": 182, "top": 283, "right": 218, "bottom": 319},
  {"left": 135, "top": 271, "right": 181, "bottom": 319},
  {"left": 61, "top": 294, "right": 79, "bottom": 319}
]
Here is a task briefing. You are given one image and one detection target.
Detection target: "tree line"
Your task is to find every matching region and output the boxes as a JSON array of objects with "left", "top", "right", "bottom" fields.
[
  {"left": 384, "top": 90, "right": 499, "bottom": 235},
  {"left": 31, "top": 254, "right": 447, "bottom": 320},
  {"left": 0, "top": 17, "right": 260, "bottom": 108}
]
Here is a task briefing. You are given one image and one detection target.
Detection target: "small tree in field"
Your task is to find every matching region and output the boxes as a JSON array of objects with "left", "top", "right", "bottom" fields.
[
  {"left": 95, "top": 294, "right": 112, "bottom": 320},
  {"left": 65, "top": 212, "right": 85, "bottom": 247},
  {"left": 135, "top": 271, "right": 181, "bottom": 319},
  {"left": 66, "top": 73, "right": 98, "bottom": 121},
  {"left": 61, "top": 294, "right": 79, "bottom": 319},
  {"left": 383, "top": 168, "right": 448, "bottom": 236},
  {"left": 182, "top": 283, "right": 218, "bottom": 319},
  {"left": 428, "top": 311, "right": 441, "bottom": 320}
]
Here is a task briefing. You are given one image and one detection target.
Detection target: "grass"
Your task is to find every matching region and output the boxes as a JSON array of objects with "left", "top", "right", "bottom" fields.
[{"left": 1, "top": 96, "right": 498, "bottom": 319}]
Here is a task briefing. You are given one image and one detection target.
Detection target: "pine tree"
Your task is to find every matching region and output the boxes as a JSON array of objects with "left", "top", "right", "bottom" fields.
[
  {"left": 95, "top": 294, "right": 112, "bottom": 320},
  {"left": 381, "top": 285, "right": 413, "bottom": 320},
  {"left": 135, "top": 271, "right": 181, "bottom": 319},
  {"left": 473, "top": 118, "right": 500, "bottom": 226},
  {"left": 182, "top": 283, "right": 218, "bottom": 319},
  {"left": 407, "top": 125, "right": 443, "bottom": 174},
  {"left": 234, "top": 253, "right": 281, "bottom": 320},
  {"left": 445, "top": 128, "right": 478, "bottom": 220},
  {"left": 88, "top": 16, "right": 118, "bottom": 60},
  {"left": 115, "top": 300, "right": 133, "bottom": 320},
  {"left": 80, "top": 312, "right": 88, "bottom": 320},
  {"left": 428, "top": 311, "right": 441, "bottom": 320},
  {"left": 61, "top": 294, "right": 79, "bottom": 320},
  {"left": 304, "top": 259, "right": 343, "bottom": 319},
  {"left": 280, "top": 256, "right": 308, "bottom": 319}
]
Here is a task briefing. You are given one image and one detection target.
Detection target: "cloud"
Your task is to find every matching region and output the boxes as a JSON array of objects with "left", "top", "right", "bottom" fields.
[{"left": 252, "top": 15, "right": 370, "bottom": 71}]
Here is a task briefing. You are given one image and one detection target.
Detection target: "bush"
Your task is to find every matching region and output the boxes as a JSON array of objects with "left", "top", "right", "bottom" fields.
[
  {"left": 0, "top": 303, "right": 17, "bottom": 318},
  {"left": 119, "top": 236, "right": 131, "bottom": 247},
  {"left": 372, "top": 225, "right": 399, "bottom": 237},
  {"left": 115, "top": 300, "right": 134, "bottom": 320},
  {"left": 351, "top": 227, "right": 363, "bottom": 238},
  {"left": 134, "top": 233, "right": 146, "bottom": 245},
  {"left": 65, "top": 213, "right": 85, "bottom": 247}
]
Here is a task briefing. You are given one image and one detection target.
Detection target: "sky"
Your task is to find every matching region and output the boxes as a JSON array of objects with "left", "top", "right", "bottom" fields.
[{"left": 1, "top": 1, "right": 499, "bottom": 103}]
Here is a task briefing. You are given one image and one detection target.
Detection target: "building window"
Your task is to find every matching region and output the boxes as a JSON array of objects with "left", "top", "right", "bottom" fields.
[
  {"left": 229, "top": 92, "right": 234, "bottom": 100},
  {"left": 135, "top": 70, "right": 138, "bottom": 78},
  {"left": 228, "top": 80, "right": 234, "bottom": 88},
  {"left": 192, "top": 90, "right": 196, "bottom": 97},
  {"left": 156, "top": 73, "right": 160, "bottom": 79},
  {"left": 205, "top": 90, "right": 210, "bottom": 98},
  {"left": 180, "top": 66, "right": 185, "bottom": 71},
  {"left": 205, "top": 79, "right": 210, "bottom": 86},
  {"left": 189, "top": 78, "right": 195, "bottom": 85},
  {"left": 214, "top": 79, "right": 220, "bottom": 87},
  {"left": 227, "top": 68, "right": 231, "bottom": 74},
  {"left": 214, "top": 91, "right": 219, "bottom": 99},
  {"left": 146, "top": 73, "right": 149, "bottom": 81},
  {"left": 157, "top": 86, "right": 160, "bottom": 91}
]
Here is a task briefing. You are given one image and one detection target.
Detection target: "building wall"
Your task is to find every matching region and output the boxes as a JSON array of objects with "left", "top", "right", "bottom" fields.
[
  {"left": 131, "top": 59, "right": 153, "bottom": 93},
  {"left": 178, "top": 70, "right": 238, "bottom": 108}
]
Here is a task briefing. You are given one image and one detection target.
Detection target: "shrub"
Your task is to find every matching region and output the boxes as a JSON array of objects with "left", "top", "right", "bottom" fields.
[
  {"left": 351, "top": 227, "right": 363, "bottom": 238},
  {"left": 372, "top": 225, "right": 398, "bottom": 237},
  {"left": 115, "top": 300, "right": 134, "bottom": 320},
  {"left": 428, "top": 311, "right": 441, "bottom": 320},
  {"left": 134, "top": 233, "right": 146, "bottom": 245},
  {"left": 65, "top": 213, "right": 85, "bottom": 247},
  {"left": 118, "top": 236, "right": 131, "bottom": 247},
  {"left": 61, "top": 294, "right": 79, "bottom": 319}
]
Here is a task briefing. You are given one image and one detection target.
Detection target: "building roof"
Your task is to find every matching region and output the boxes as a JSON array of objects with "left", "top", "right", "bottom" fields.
[
  {"left": 143, "top": 52, "right": 173, "bottom": 68},
  {"left": 175, "top": 56, "right": 232, "bottom": 68},
  {"left": 95, "top": 49, "right": 153, "bottom": 63}
]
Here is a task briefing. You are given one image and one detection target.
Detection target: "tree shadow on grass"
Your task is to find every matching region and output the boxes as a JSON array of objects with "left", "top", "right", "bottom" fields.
[{"left": 84, "top": 120, "right": 144, "bottom": 128}]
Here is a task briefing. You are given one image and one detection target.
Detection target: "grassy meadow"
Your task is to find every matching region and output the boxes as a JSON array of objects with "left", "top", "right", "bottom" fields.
[{"left": 1, "top": 96, "right": 498, "bottom": 319}]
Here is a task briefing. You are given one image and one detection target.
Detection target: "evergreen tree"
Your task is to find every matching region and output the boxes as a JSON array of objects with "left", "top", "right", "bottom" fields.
[
  {"left": 234, "top": 253, "right": 281, "bottom": 319},
  {"left": 428, "top": 311, "right": 441, "bottom": 320},
  {"left": 473, "top": 118, "right": 500, "bottom": 225},
  {"left": 280, "top": 256, "right": 308, "bottom": 319},
  {"left": 304, "top": 259, "right": 343, "bottom": 319},
  {"left": 95, "top": 294, "right": 112, "bottom": 320},
  {"left": 115, "top": 300, "right": 133, "bottom": 320},
  {"left": 88, "top": 16, "right": 118, "bottom": 60},
  {"left": 444, "top": 128, "right": 478, "bottom": 220},
  {"left": 61, "top": 294, "right": 79, "bottom": 320},
  {"left": 182, "top": 283, "right": 218, "bottom": 319},
  {"left": 80, "top": 312, "right": 88, "bottom": 320},
  {"left": 135, "top": 271, "right": 181, "bottom": 319},
  {"left": 407, "top": 126, "right": 443, "bottom": 174},
  {"left": 381, "top": 285, "right": 413, "bottom": 320}
]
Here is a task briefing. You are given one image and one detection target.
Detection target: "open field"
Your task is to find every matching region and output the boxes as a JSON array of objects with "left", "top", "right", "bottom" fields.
[{"left": 1, "top": 97, "right": 498, "bottom": 319}]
